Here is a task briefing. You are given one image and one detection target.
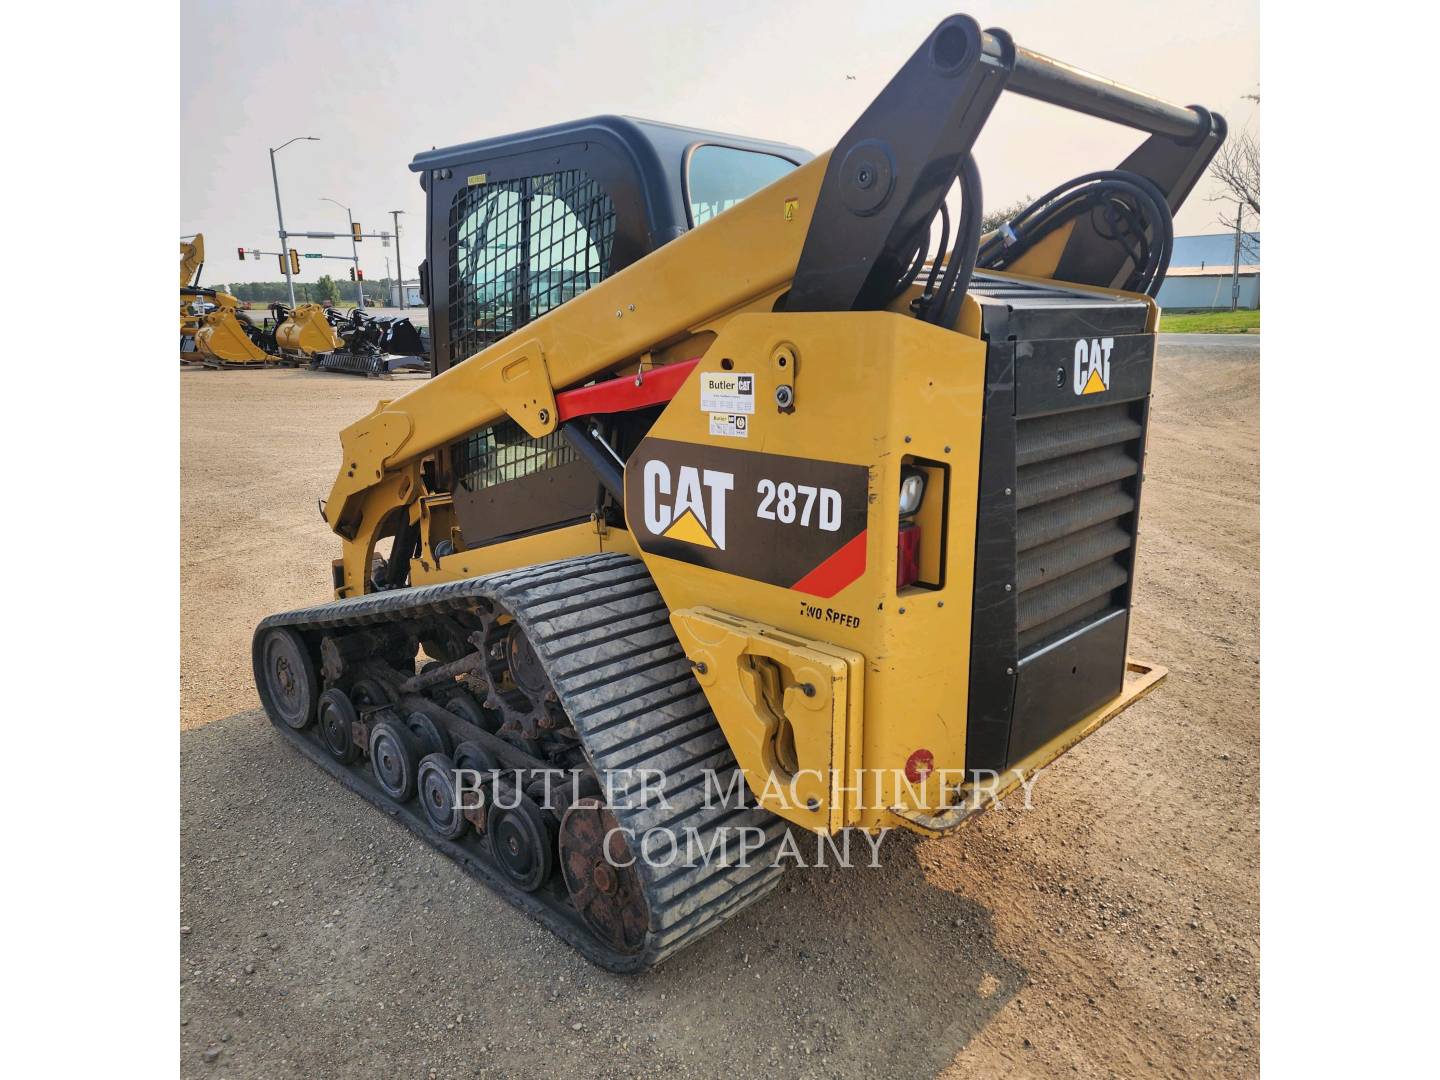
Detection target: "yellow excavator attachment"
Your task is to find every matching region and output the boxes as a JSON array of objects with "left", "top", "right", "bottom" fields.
[
  {"left": 194, "top": 307, "right": 269, "bottom": 364},
  {"left": 180, "top": 235, "right": 206, "bottom": 363},
  {"left": 275, "top": 304, "right": 341, "bottom": 356},
  {"left": 180, "top": 235, "right": 205, "bottom": 291},
  {"left": 181, "top": 233, "right": 273, "bottom": 366}
]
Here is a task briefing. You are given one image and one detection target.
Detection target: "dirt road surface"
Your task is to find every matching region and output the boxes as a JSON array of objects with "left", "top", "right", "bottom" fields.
[{"left": 180, "top": 342, "right": 1259, "bottom": 1078}]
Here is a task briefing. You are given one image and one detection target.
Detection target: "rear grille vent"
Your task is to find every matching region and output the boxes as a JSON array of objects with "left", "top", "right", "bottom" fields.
[{"left": 1014, "top": 401, "right": 1143, "bottom": 653}]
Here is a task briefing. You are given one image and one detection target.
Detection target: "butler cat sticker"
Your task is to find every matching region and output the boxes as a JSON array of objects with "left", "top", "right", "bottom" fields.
[{"left": 699, "top": 372, "right": 756, "bottom": 414}]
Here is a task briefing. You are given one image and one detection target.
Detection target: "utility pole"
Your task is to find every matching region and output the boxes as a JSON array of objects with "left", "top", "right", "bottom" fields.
[
  {"left": 1230, "top": 204, "right": 1243, "bottom": 312},
  {"left": 268, "top": 136, "right": 319, "bottom": 308},
  {"left": 390, "top": 210, "right": 406, "bottom": 310},
  {"left": 322, "top": 197, "right": 365, "bottom": 309}
]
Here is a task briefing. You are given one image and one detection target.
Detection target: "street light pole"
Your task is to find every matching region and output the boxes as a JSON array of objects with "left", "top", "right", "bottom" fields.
[
  {"left": 268, "top": 136, "right": 319, "bottom": 308},
  {"left": 323, "top": 197, "right": 364, "bottom": 309},
  {"left": 390, "top": 210, "right": 406, "bottom": 310}
]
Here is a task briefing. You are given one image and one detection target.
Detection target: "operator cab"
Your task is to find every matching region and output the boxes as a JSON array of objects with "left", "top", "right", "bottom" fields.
[
  {"left": 410, "top": 116, "right": 809, "bottom": 550},
  {"left": 411, "top": 116, "right": 811, "bottom": 375}
]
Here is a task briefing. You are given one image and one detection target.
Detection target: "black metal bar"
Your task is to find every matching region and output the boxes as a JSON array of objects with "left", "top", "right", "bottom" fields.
[
  {"left": 560, "top": 421, "right": 625, "bottom": 510},
  {"left": 986, "top": 34, "right": 1207, "bottom": 140},
  {"left": 787, "top": 14, "right": 1012, "bottom": 314}
]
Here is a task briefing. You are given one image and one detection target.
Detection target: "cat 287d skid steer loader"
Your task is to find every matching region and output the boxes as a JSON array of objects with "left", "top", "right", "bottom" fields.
[{"left": 253, "top": 13, "right": 1224, "bottom": 970}]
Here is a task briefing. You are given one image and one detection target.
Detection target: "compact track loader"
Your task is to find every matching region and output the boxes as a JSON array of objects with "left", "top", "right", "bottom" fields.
[{"left": 253, "top": 14, "right": 1224, "bottom": 970}]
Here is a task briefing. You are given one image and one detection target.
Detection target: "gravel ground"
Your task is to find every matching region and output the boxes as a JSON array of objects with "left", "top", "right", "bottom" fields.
[{"left": 180, "top": 340, "right": 1259, "bottom": 1078}]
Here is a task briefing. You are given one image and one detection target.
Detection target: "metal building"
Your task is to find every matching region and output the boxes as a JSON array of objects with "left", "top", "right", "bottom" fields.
[
  {"left": 390, "top": 279, "right": 424, "bottom": 307},
  {"left": 1156, "top": 231, "right": 1260, "bottom": 310}
]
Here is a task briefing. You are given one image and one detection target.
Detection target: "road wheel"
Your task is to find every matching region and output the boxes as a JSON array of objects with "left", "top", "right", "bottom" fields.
[
  {"left": 317, "top": 688, "right": 360, "bottom": 764},
  {"left": 487, "top": 794, "right": 554, "bottom": 892},
  {"left": 369, "top": 719, "right": 421, "bottom": 802},
  {"left": 417, "top": 753, "right": 469, "bottom": 839}
]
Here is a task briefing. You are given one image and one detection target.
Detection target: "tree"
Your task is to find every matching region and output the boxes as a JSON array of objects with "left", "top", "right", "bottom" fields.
[
  {"left": 1208, "top": 128, "right": 1260, "bottom": 261},
  {"left": 315, "top": 274, "right": 340, "bottom": 303},
  {"left": 1208, "top": 129, "right": 1260, "bottom": 219},
  {"left": 981, "top": 197, "right": 1031, "bottom": 235}
]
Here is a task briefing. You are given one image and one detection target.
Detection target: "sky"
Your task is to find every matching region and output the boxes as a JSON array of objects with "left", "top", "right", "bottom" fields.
[{"left": 181, "top": 0, "right": 1259, "bottom": 290}]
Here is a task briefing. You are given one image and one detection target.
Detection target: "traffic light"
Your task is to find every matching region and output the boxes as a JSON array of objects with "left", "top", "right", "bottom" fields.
[
  {"left": 356, "top": 269, "right": 364, "bottom": 281},
  {"left": 278, "top": 253, "right": 287, "bottom": 275},
  {"left": 237, "top": 247, "right": 246, "bottom": 261},
  {"left": 352, "top": 221, "right": 362, "bottom": 243},
  {"left": 348, "top": 267, "right": 355, "bottom": 281},
  {"left": 289, "top": 249, "right": 301, "bottom": 275}
]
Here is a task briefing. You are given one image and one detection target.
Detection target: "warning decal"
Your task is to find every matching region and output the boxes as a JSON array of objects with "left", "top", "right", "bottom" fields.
[{"left": 708, "top": 414, "right": 749, "bottom": 439}]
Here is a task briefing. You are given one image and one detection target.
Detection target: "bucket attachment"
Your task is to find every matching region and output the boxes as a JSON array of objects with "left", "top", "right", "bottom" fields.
[
  {"left": 275, "top": 303, "right": 342, "bottom": 355},
  {"left": 378, "top": 316, "right": 425, "bottom": 356},
  {"left": 195, "top": 308, "right": 269, "bottom": 364}
]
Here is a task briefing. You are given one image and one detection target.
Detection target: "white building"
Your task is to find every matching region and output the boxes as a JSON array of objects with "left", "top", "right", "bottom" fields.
[{"left": 390, "top": 279, "right": 424, "bottom": 307}]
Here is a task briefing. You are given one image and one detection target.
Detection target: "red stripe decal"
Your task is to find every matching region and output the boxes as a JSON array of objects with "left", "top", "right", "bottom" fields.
[
  {"left": 790, "top": 529, "right": 868, "bottom": 598},
  {"left": 555, "top": 358, "right": 700, "bottom": 422}
]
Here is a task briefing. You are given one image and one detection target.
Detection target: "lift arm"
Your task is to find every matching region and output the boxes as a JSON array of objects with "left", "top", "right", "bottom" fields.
[{"left": 324, "top": 13, "right": 1223, "bottom": 559}]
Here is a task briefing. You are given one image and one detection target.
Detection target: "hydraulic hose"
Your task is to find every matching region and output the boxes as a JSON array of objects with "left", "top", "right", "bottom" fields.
[{"left": 977, "top": 169, "right": 1175, "bottom": 296}]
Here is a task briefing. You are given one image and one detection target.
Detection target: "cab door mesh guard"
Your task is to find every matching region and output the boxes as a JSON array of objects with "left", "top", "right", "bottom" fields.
[{"left": 446, "top": 169, "right": 617, "bottom": 489}]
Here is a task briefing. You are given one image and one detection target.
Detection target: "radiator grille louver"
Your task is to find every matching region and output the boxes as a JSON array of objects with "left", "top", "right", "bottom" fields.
[{"left": 1014, "top": 400, "right": 1143, "bottom": 654}]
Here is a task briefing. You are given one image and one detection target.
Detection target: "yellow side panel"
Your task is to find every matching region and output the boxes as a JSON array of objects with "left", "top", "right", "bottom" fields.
[{"left": 625, "top": 310, "right": 988, "bottom": 831}]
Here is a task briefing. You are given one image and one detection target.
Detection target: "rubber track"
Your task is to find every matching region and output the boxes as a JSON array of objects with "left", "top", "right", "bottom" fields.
[{"left": 254, "top": 552, "right": 786, "bottom": 971}]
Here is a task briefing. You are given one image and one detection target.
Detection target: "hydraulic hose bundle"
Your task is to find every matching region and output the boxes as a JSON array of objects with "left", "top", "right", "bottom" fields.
[
  {"left": 889, "top": 164, "right": 1174, "bottom": 334},
  {"left": 976, "top": 170, "right": 1175, "bottom": 297},
  {"left": 893, "top": 154, "right": 984, "bottom": 331}
]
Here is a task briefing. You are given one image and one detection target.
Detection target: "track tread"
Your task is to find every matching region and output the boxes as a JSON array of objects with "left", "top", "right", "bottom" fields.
[{"left": 254, "top": 553, "right": 784, "bottom": 971}]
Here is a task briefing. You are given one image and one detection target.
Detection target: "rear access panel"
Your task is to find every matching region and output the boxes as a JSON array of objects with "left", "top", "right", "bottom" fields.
[{"left": 963, "top": 274, "right": 1154, "bottom": 772}]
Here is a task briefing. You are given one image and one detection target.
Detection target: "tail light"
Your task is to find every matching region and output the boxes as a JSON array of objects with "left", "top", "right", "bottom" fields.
[
  {"left": 897, "top": 524, "right": 921, "bottom": 589},
  {"left": 897, "top": 465, "right": 926, "bottom": 589}
]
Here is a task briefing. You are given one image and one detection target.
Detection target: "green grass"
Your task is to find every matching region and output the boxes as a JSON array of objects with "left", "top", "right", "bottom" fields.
[{"left": 1158, "top": 309, "right": 1260, "bottom": 334}]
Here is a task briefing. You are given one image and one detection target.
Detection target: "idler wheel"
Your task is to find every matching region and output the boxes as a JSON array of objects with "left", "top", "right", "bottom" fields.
[
  {"left": 257, "top": 628, "right": 317, "bottom": 729},
  {"left": 404, "top": 711, "right": 452, "bottom": 757},
  {"left": 349, "top": 677, "right": 393, "bottom": 707},
  {"left": 452, "top": 740, "right": 500, "bottom": 776},
  {"left": 317, "top": 688, "right": 360, "bottom": 764},
  {"left": 442, "top": 689, "right": 495, "bottom": 732},
  {"left": 369, "top": 719, "right": 422, "bottom": 802},
  {"left": 487, "top": 793, "right": 555, "bottom": 892},
  {"left": 417, "top": 753, "right": 469, "bottom": 839},
  {"left": 559, "top": 798, "right": 649, "bottom": 954}
]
